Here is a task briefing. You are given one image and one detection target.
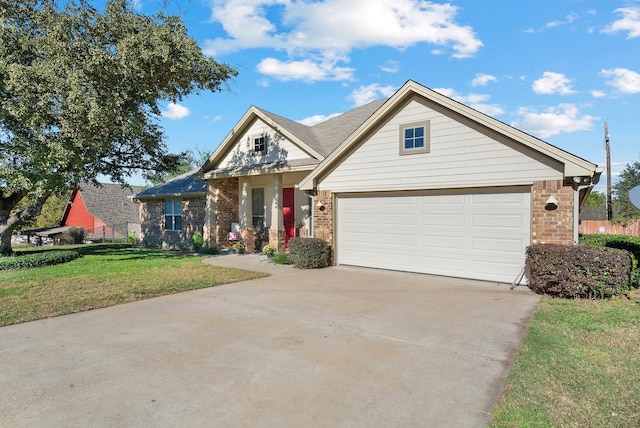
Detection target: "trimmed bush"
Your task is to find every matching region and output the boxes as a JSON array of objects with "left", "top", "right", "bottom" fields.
[
  {"left": 199, "top": 245, "right": 220, "bottom": 255},
  {"left": 288, "top": 237, "right": 331, "bottom": 269},
  {"left": 580, "top": 234, "right": 640, "bottom": 288},
  {"left": 526, "top": 244, "right": 632, "bottom": 299},
  {"left": 0, "top": 250, "right": 81, "bottom": 270}
]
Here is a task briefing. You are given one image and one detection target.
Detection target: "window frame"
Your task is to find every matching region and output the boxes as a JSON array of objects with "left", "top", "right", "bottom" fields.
[
  {"left": 253, "top": 135, "right": 266, "bottom": 154},
  {"left": 399, "top": 121, "right": 430, "bottom": 155},
  {"left": 164, "top": 199, "right": 183, "bottom": 232},
  {"left": 251, "top": 188, "right": 265, "bottom": 233}
]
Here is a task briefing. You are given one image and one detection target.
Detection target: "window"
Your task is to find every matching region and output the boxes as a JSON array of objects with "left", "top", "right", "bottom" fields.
[
  {"left": 164, "top": 199, "right": 183, "bottom": 231},
  {"left": 399, "top": 121, "right": 430, "bottom": 155},
  {"left": 252, "top": 188, "right": 265, "bottom": 233},
  {"left": 254, "top": 136, "right": 266, "bottom": 153}
]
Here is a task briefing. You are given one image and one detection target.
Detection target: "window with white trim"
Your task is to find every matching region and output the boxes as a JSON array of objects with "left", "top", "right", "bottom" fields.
[
  {"left": 164, "top": 199, "right": 183, "bottom": 231},
  {"left": 399, "top": 121, "right": 430, "bottom": 155}
]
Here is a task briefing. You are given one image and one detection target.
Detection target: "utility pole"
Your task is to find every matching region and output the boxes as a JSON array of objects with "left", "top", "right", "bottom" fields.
[{"left": 605, "top": 121, "right": 613, "bottom": 221}]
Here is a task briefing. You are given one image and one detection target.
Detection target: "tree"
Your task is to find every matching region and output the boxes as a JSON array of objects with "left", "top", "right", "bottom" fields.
[
  {"left": 0, "top": 0, "right": 237, "bottom": 255},
  {"left": 613, "top": 160, "right": 640, "bottom": 220},
  {"left": 580, "top": 190, "right": 606, "bottom": 221},
  {"left": 145, "top": 146, "right": 211, "bottom": 186}
]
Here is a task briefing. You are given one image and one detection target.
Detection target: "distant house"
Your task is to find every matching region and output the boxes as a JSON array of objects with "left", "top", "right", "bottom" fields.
[
  {"left": 134, "top": 170, "right": 207, "bottom": 248},
  {"left": 61, "top": 182, "right": 143, "bottom": 241}
]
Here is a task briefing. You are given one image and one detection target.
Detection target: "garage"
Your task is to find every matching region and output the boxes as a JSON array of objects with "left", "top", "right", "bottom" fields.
[{"left": 336, "top": 187, "right": 531, "bottom": 283}]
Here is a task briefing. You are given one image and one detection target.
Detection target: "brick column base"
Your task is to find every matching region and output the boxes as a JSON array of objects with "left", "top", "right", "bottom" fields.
[
  {"left": 269, "top": 228, "right": 286, "bottom": 252},
  {"left": 241, "top": 227, "right": 256, "bottom": 253},
  {"left": 531, "top": 180, "right": 575, "bottom": 245}
]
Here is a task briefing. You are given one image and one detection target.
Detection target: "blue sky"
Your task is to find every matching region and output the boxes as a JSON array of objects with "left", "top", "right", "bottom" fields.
[{"left": 128, "top": 0, "right": 639, "bottom": 191}]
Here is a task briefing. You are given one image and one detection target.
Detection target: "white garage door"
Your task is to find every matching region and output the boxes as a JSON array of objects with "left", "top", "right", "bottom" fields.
[{"left": 336, "top": 188, "right": 531, "bottom": 283}]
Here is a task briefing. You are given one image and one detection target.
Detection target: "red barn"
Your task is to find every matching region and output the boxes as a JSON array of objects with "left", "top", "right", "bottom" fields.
[{"left": 61, "top": 183, "right": 144, "bottom": 240}]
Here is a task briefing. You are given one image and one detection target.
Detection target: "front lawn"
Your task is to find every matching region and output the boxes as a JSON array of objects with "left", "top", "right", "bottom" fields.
[
  {"left": 491, "top": 290, "right": 640, "bottom": 427},
  {"left": 0, "top": 245, "right": 267, "bottom": 326}
]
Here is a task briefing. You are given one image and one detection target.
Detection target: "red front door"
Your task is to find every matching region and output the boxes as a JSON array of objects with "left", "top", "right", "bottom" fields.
[{"left": 283, "top": 188, "right": 295, "bottom": 246}]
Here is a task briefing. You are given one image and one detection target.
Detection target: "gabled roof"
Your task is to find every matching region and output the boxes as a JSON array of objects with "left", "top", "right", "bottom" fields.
[
  {"left": 135, "top": 169, "right": 206, "bottom": 200},
  {"left": 299, "top": 80, "right": 601, "bottom": 190},
  {"left": 62, "top": 182, "right": 143, "bottom": 226},
  {"left": 200, "top": 99, "right": 386, "bottom": 175}
]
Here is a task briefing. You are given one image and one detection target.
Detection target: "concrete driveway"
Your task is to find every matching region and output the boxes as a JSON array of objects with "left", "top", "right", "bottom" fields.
[{"left": 0, "top": 254, "right": 539, "bottom": 427}]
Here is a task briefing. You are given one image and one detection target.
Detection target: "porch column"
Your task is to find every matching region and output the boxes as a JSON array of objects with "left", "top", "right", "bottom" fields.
[
  {"left": 203, "top": 180, "right": 216, "bottom": 246},
  {"left": 239, "top": 177, "right": 252, "bottom": 229},
  {"left": 269, "top": 173, "right": 286, "bottom": 251}
]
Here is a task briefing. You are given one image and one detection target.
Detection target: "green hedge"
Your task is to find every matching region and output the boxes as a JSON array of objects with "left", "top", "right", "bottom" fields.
[
  {"left": 526, "top": 244, "right": 632, "bottom": 299},
  {"left": 0, "top": 250, "right": 81, "bottom": 270},
  {"left": 288, "top": 237, "right": 331, "bottom": 269}
]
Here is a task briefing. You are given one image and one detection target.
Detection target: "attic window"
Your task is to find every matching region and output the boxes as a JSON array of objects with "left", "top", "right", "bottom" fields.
[
  {"left": 399, "top": 121, "right": 430, "bottom": 155},
  {"left": 254, "top": 136, "right": 266, "bottom": 153}
]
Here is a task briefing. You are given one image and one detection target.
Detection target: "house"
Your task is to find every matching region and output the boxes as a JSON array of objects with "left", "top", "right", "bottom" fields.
[
  {"left": 135, "top": 169, "right": 207, "bottom": 248},
  {"left": 61, "top": 182, "right": 143, "bottom": 241},
  {"left": 199, "top": 80, "right": 601, "bottom": 283}
]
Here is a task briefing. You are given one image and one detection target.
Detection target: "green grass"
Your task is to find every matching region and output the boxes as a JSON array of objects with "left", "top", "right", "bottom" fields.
[
  {"left": 0, "top": 245, "right": 268, "bottom": 326},
  {"left": 491, "top": 290, "right": 640, "bottom": 427}
]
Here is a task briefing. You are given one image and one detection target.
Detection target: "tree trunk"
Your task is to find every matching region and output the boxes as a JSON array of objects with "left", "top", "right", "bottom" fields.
[{"left": 0, "top": 225, "right": 13, "bottom": 256}]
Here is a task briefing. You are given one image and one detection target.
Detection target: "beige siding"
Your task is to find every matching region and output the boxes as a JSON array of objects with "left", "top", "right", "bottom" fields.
[
  {"left": 218, "top": 119, "right": 310, "bottom": 169},
  {"left": 318, "top": 97, "right": 563, "bottom": 192}
]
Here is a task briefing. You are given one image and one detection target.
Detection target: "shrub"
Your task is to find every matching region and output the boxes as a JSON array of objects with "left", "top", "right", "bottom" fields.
[
  {"left": 580, "top": 234, "right": 640, "bottom": 288},
  {"left": 200, "top": 246, "right": 220, "bottom": 255},
  {"left": 0, "top": 250, "right": 81, "bottom": 270},
  {"left": 191, "top": 231, "right": 204, "bottom": 252},
  {"left": 66, "top": 227, "right": 85, "bottom": 244},
  {"left": 288, "top": 237, "right": 331, "bottom": 269},
  {"left": 526, "top": 244, "right": 633, "bottom": 298},
  {"left": 271, "top": 251, "right": 293, "bottom": 265}
]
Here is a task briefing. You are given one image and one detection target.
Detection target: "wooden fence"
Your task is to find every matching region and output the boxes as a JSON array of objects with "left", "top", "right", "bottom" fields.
[{"left": 579, "top": 219, "right": 640, "bottom": 237}]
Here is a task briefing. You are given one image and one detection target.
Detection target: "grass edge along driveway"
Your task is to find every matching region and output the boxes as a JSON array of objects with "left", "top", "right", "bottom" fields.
[{"left": 0, "top": 245, "right": 267, "bottom": 327}]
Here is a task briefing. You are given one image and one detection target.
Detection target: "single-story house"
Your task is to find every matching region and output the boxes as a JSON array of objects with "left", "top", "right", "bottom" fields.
[
  {"left": 199, "top": 80, "right": 601, "bottom": 283},
  {"left": 61, "top": 182, "right": 143, "bottom": 241},
  {"left": 135, "top": 169, "right": 207, "bottom": 248}
]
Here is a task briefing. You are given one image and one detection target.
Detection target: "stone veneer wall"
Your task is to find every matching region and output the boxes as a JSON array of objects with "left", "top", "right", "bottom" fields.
[
  {"left": 531, "top": 179, "right": 575, "bottom": 245},
  {"left": 139, "top": 197, "right": 205, "bottom": 248},
  {"left": 204, "top": 177, "right": 239, "bottom": 246}
]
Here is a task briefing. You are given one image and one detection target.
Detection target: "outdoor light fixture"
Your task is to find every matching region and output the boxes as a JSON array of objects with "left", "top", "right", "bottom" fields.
[
  {"left": 316, "top": 200, "right": 325, "bottom": 211},
  {"left": 545, "top": 195, "right": 558, "bottom": 210}
]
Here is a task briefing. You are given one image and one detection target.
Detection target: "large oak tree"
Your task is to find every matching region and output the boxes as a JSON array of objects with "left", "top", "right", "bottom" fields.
[{"left": 0, "top": 0, "right": 236, "bottom": 254}]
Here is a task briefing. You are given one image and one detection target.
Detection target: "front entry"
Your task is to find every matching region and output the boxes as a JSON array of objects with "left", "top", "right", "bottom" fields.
[{"left": 283, "top": 188, "right": 295, "bottom": 246}]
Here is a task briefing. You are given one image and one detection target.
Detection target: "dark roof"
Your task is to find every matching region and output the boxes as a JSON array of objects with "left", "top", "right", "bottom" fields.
[
  {"left": 256, "top": 99, "right": 387, "bottom": 157},
  {"left": 135, "top": 169, "right": 206, "bottom": 199},
  {"left": 69, "top": 182, "right": 143, "bottom": 226}
]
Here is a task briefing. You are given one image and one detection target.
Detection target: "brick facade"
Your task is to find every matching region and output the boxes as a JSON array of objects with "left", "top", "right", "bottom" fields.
[
  {"left": 203, "top": 177, "right": 239, "bottom": 247},
  {"left": 313, "top": 190, "right": 335, "bottom": 263},
  {"left": 531, "top": 179, "right": 575, "bottom": 245},
  {"left": 139, "top": 197, "right": 205, "bottom": 248}
]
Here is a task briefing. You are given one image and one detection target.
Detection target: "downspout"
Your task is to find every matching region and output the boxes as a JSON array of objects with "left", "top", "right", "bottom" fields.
[{"left": 572, "top": 168, "right": 603, "bottom": 243}]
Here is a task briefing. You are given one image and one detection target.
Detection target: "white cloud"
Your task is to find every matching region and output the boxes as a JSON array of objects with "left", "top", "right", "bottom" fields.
[
  {"left": 348, "top": 83, "right": 397, "bottom": 107},
  {"left": 532, "top": 72, "right": 576, "bottom": 95},
  {"left": 256, "top": 57, "right": 355, "bottom": 81},
  {"left": 297, "top": 113, "right": 342, "bottom": 126},
  {"left": 471, "top": 73, "right": 497, "bottom": 87},
  {"left": 203, "top": 0, "right": 483, "bottom": 81},
  {"left": 379, "top": 60, "right": 400, "bottom": 74},
  {"left": 511, "top": 104, "right": 596, "bottom": 138},
  {"left": 601, "top": 7, "right": 640, "bottom": 38},
  {"left": 433, "top": 87, "right": 504, "bottom": 116},
  {"left": 591, "top": 90, "right": 606, "bottom": 98},
  {"left": 601, "top": 68, "right": 640, "bottom": 93},
  {"left": 160, "top": 103, "right": 190, "bottom": 120},
  {"left": 545, "top": 13, "right": 578, "bottom": 28}
]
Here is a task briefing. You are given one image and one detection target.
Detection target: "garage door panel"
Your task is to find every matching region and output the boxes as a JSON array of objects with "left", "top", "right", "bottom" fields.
[
  {"left": 337, "top": 189, "right": 530, "bottom": 283},
  {"left": 422, "top": 235, "right": 465, "bottom": 250}
]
